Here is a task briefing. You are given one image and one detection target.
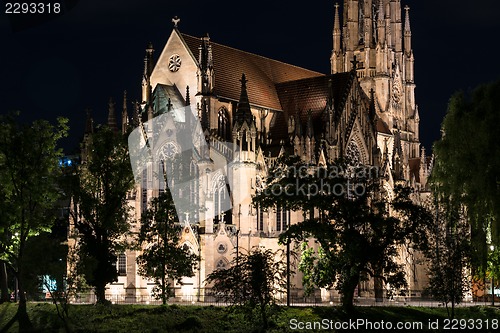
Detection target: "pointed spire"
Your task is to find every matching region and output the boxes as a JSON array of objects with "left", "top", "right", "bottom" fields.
[
  {"left": 333, "top": 2, "right": 340, "bottom": 32},
  {"left": 404, "top": 5, "right": 412, "bottom": 54},
  {"left": 133, "top": 100, "right": 140, "bottom": 127},
  {"left": 167, "top": 98, "right": 173, "bottom": 112},
  {"left": 197, "top": 34, "right": 214, "bottom": 95},
  {"left": 122, "top": 90, "right": 129, "bottom": 134},
  {"left": 107, "top": 97, "right": 118, "bottom": 132},
  {"left": 234, "top": 73, "right": 253, "bottom": 125},
  {"left": 404, "top": 5, "right": 411, "bottom": 33},
  {"left": 84, "top": 108, "right": 94, "bottom": 134},
  {"left": 306, "top": 109, "right": 314, "bottom": 138},
  {"left": 369, "top": 88, "right": 376, "bottom": 122},
  {"left": 185, "top": 86, "right": 190, "bottom": 106},
  {"left": 294, "top": 110, "right": 303, "bottom": 138}
]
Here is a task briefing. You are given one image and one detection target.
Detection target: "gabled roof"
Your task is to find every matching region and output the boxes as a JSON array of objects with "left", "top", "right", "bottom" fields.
[
  {"left": 181, "top": 33, "right": 324, "bottom": 110},
  {"left": 270, "top": 72, "right": 354, "bottom": 142}
]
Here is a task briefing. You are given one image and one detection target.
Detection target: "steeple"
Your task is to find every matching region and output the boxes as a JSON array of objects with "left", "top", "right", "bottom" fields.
[
  {"left": 107, "top": 97, "right": 118, "bottom": 132},
  {"left": 122, "top": 90, "right": 129, "bottom": 134},
  {"left": 233, "top": 73, "right": 256, "bottom": 157},
  {"left": 331, "top": 2, "right": 342, "bottom": 74},
  {"left": 234, "top": 74, "right": 253, "bottom": 126},
  {"left": 84, "top": 108, "right": 93, "bottom": 135},
  {"left": 185, "top": 85, "right": 190, "bottom": 106},
  {"left": 377, "top": 0, "right": 386, "bottom": 46},
  {"left": 141, "top": 43, "right": 154, "bottom": 105},
  {"left": 404, "top": 5, "right": 412, "bottom": 55},
  {"left": 197, "top": 34, "right": 214, "bottom": 95}
]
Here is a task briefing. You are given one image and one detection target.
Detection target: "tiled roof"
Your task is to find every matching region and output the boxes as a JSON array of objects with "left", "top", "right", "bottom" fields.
[
  {"left": 376, "top": 117, "right": 392, "bottom": 134},
  {"left": 271, "top": 73, "right": 354, "bottom": 142},
  {"left": 181, "top": 33, "right": 324, "bottom": 111}
]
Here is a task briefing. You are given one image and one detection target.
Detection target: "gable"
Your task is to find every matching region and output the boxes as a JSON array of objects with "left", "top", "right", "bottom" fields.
[{"left": 150, "top": 29, "right": 198, "bottom": 103}]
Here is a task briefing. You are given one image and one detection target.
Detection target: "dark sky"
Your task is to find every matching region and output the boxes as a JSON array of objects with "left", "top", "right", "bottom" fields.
[{"left": 1, "top": 0, "right": 499, "bottom": 154}]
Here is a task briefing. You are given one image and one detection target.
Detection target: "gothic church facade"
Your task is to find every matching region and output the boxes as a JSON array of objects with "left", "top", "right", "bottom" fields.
[{"left": 100, "top": 0, "right": 431, "bottom": 302}]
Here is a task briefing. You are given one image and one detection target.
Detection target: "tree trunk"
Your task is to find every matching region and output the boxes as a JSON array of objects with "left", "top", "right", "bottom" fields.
[
  {"left": 0, "top": 262, "right": 9, "bottom": 303},
  {"left": 374, "top": 265, "right": 384, "bottom": 302},
  {"left": 341, "top": 275, "right": 359, "bottom": 312},
  {"left": 95, "top": 283, "right": 107, "bottom": 304},
  {"left": 260, "top": 303, "right": 268, "bottom": 329},
  {"left": 16, "top": 269, "right": 33, "bottom": 331}
]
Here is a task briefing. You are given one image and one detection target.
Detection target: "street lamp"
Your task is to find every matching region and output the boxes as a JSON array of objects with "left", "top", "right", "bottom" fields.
[{"left": 490, "top": 245, "right": 495, "bottom": 306}]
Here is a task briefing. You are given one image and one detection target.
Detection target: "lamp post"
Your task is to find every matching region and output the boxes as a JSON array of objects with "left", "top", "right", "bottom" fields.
[{"left": 491, "top": 245, "right": 495, "bottom": 306}]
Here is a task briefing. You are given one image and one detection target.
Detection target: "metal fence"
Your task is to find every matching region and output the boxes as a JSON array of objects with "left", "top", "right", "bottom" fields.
[{"left": 67, "top": 290, "right": 499, "bottom": 307}]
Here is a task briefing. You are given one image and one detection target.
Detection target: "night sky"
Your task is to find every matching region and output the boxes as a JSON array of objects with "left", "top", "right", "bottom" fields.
[{"left": 1, "top": 0, "right": 499, "bottom": 154}]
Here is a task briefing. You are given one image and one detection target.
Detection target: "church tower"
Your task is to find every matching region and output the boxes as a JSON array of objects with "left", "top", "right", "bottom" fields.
[{"left": 331, "top": 0, "right": 420, "bottom": 163}]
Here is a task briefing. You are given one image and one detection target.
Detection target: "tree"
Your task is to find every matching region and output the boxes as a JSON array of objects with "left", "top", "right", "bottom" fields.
[
  {"left": 205, "top": 247, "right": 289, "bottom": 330},
  {"left": 71, "top": 126, "right": 135, "bottom": 304},
  {"left": 253, "top": 155, "right": 432, "bottom": 311},
  {"left": 431, "top": 80, "right": 500, "bottom": 278},
  {"left": 425, "top": 195, "right": 471, "bottom": 319},
  {"left": 0, "top": 112, "right": 68, "bottom": 330},
  {"left": 136, "top": 189, "right": 199, "bottom": 305}
]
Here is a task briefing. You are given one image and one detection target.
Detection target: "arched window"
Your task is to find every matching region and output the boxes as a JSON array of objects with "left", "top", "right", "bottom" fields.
[
  {"left": 276, "top": 206, "right": 289, "bottom": 232},
  {"left": 213, "top": 175, "right": 231, "bottom": 224},
  {"left": 216, "top": 258, "right": 229, "bottom": 270},
  {"left": 117, "top": 253, "right": 126, "bottom": 276},
  {"left": 217, "top": 107, "right": 230, "bottom": 140}
]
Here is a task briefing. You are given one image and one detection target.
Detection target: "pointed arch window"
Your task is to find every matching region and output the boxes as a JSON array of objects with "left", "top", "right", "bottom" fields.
[
  {"left": 217, "top": 107, "right": 230, "bottom": 140},
  {"left": 117, "top": 253, "right": 127, "bottom": 276},
  {"left": 276, "top": 206, "right": 289, "bottom": 232},
  {"left": 213, "top": 175, "right": 231, "bottom": 224}
]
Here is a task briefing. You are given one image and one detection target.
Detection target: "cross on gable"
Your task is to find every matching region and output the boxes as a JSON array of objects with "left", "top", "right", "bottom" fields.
[
  {"left": 172, "top": 16, "right": 180, "bottom": 28},
  {"left": 350, "top": 56, "right": 359, "bottom": 70}
]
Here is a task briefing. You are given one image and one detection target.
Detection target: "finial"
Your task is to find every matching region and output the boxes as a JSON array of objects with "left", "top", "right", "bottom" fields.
[
  {"left": 240, "top": 73, "right": 247, "bottom": 86},
  {"left": 350, "top": 56, "right": 359, "bottom": 70},
  {"left": 185, "top": 86, "right": 190, "bottom": 106},
  {"left": 333, "top": 2, "right": 340, "bottom": 31},
  {"left": 167, "top": 98, "right": 173, "bottom": 111},
  {"left": 404, "top": 5, "right": 411, "bottom": 32},
  {"left": 172, "top": 16, "right": 180, "bottom": 28},
  {"left": 123, "top": 90, "right": 127, "bottom": 109},
  {"left": 107, "top": 97, "right": 118, "bottom": 131}
]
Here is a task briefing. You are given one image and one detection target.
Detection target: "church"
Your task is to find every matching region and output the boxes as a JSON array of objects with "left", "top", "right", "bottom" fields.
[{"left": 88, "top": 0, "right": 432, "bottom": 303}]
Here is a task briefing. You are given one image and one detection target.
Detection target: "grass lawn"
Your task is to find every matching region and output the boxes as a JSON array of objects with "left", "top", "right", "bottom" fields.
[{"left": 0, "top": 302, "right": 499, "bottom": 332}]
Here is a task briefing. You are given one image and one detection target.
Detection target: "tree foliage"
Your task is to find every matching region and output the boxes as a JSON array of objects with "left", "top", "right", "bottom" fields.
[
  {"left": 424, "top": 196, "right": 471, "bottom": 319},
  {"left": 71, "top": 126, "right": 134, "bottom": 304},
  {"left": 431, "top": 80, "right": 500, "bottom": 276},
  {"left": 205, "top": 247, "right": 289, "bottom": 329},
  {"left": 136, "top": 189, "right": 199, "bottom": 305},
  {"left": 0, "top": 112, "right": 68, "bottom": 330},
  {"left": 253, "top": 155, "right": 432, "bottom": 310}
]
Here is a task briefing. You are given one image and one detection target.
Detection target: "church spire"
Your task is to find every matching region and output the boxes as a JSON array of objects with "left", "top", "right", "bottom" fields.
[
  {"left": 404, "top": 5, "right": 412, "bottom": 54},
  {"left": 84, "top": 108, "right": 93, "bottom": 135},
  {"left": 185, "top": 85, "right": 190, "bottom": 106},
  {"left": 107, "top": 97, "right": 118, "bottom": 132},
  {"left": 234, "top": 74, "right": 253, "bottom": 125},
  {"left": 331, "top": 2, "right": 342, "bottom": 74},
  {"left": 197, "top": 34, "right": 214, "bottom": 95},
  {"left": 122, "top": 90, "right": 129, "bottom": 134},
  {"left": 141, "top": 43, "right": 154, "bottom": 105}
]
